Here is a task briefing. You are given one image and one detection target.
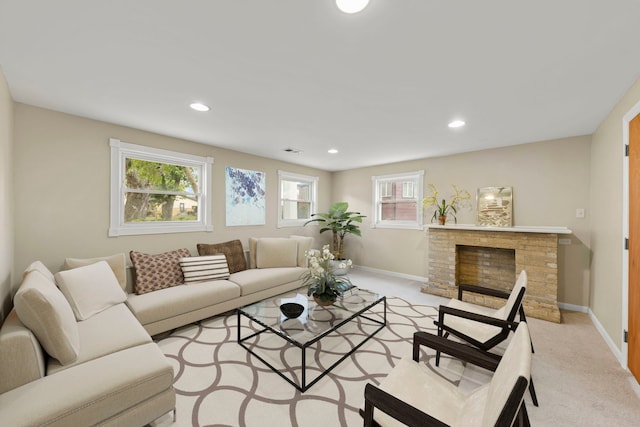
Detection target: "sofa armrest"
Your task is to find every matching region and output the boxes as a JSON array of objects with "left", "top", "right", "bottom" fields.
[
  {"left": 0, "top": 310, "right": 46, "bottom": 394},
  {"left": 0, "top": 343, "right": 174, "bottom": 427}
]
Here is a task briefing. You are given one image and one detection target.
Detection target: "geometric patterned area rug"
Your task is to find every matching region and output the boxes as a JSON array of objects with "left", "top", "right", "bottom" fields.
[{"left": 154, "top": 296, "right": 440, "bottom": 427}]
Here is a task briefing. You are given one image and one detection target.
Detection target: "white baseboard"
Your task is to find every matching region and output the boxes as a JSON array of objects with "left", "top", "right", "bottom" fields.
[
  {"left": 587, "top": 308, "right": 624, "bottom": 366},
  {"left": 557, "top": 302, "right": 588, "bottom": 313},
  {"left": 352, "top": 265, "right": 427, "bottom": 283}
]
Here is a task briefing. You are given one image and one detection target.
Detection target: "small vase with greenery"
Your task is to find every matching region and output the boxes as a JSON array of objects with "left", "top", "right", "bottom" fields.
[
  {"left": 423, "top": 184, "right": 471, "bottom": 224},
  {"left": 302, "top": 245, "right": 353, "bottom": 306},
  {"left": 304, "top": 201, "right": 366, "bottom": 260}
]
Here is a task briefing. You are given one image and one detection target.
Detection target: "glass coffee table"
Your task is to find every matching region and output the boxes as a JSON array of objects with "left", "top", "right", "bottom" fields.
[{"left": 237, "top": 288, "right": 386, "bottom": 392}]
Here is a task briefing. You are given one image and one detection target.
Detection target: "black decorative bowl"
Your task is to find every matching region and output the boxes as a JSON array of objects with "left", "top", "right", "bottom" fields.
[{"left": 280, "top": 302, "right": 304, "bottom": 319}]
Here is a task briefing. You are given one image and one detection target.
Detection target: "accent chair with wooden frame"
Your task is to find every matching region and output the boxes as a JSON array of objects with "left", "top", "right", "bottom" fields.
[
  {"left": 362, "top": 323, "right": 532, "bottom": 427},
  {"left": 433, "top": 270, "right": 538, "bottom": 407}
]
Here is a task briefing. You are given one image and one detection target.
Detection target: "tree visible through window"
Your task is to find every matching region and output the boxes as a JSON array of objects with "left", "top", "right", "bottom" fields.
[
  {"left": 109, "top": 138, "right": 212, "bottom": 236},
  {"left": 124, "top": 159, "right": 199, "bottom": 222}
]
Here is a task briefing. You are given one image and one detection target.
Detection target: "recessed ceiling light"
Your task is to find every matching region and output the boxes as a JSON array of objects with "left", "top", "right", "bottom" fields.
[
  {"left": 448, "top": 120, "right": 466, "bottom": 128},
  {"left": 328, "top": 149, "right": 339, "bottom": 154},
  {"left": 190, "top": 102, "right": 210, "bottom": 112},
  {"left": 336, "top": 0, "right": 370, "bottom": 14}
]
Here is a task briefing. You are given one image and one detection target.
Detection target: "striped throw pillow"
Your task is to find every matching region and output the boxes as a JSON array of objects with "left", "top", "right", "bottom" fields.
[{"left": 179, "top": 255, "right": 230, "bottom": 283}]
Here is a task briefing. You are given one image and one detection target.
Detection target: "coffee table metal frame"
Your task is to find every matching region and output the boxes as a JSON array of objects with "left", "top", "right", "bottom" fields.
[{"left": 237, "top": 290, "right": 386, "bottom": 392}]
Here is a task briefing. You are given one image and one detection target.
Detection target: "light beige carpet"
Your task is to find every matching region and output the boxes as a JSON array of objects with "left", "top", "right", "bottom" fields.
[
  {"left": 523, "top": 311, "right": 640, "bottom": 426},
  {"left": 152, "top": 299, "right": 640, "bottom": 426}
]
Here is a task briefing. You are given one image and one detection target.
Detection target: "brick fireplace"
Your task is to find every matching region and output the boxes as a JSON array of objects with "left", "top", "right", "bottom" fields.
[{"left": 423, "top": 225, "right": 571, "bottom": 322}]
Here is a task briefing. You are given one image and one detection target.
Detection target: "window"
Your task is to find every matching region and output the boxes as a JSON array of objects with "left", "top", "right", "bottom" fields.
[
  {"left": 372, "top": 171, "right": 424, "bottom": 229},
  {"left": 109, "top": 138, "right": 213, "bottom": 236},
  {"left": 278, "top": 170, "right": 318, "bottom": 227}
]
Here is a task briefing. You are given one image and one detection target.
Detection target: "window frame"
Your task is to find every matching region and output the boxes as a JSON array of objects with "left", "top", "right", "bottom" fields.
[
  {"left": 109, "top": 138, "right": 213, "bottom": 236},
  {"left": 371, "top": 170, "right": 424, "bottom": 230},
  {"left": 277, "top": 170, "right": 318, "bottom": 228}
]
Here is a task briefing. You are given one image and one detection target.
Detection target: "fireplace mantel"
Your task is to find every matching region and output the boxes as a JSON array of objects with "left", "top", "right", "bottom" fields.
[
  {"left": 424, "top": 224, "right": 572, "bottom": 234},
  {"left": 423, "top": 225, "right": 571, "bottom": 322}
]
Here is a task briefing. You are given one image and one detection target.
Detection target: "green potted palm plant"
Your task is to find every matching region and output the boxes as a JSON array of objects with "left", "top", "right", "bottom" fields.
[{"left": 304, "top": 201, "right": 366, "bottom": 260}]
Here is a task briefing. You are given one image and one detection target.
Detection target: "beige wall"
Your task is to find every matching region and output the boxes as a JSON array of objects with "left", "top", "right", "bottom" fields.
[
  {"left": 12, "top": 104, "right": 332, "bottom": 279},
  {"left": 333, "top": 135, "right": 593, "bottom": 307},
  {"left": 590, "top": 76, "right": 640, "bottom": 350},
  {"left": 0, "top": 68, "right": 14, "bottom": 323}
]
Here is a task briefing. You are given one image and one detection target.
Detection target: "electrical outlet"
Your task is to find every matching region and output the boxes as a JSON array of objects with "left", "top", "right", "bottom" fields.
[
  {"left": 559, "top": 238, "right": 572, "bottom": 245},
  {"left": 576, "top": 208, "right": 585, "bottom": 218}
]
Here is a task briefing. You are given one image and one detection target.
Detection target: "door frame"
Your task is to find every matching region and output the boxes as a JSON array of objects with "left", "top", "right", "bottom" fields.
[{"left": 622, "top": 100, "right": 640, "bottom": 370}]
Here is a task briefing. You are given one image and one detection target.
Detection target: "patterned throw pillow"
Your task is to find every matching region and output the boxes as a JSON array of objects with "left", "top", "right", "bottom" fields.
[
  {"left": 179, "top": 255, "right": 230, "bottom": 283},
  {"left": 129, "top": 248, "right": 191, "bottom": 295},
  {"left": 197, "top": 240, "right": 247, "bottom": 274}
]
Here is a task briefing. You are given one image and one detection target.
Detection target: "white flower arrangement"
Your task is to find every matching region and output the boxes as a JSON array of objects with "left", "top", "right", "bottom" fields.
[{"left": 302, "top": 244, "right": 352, "bottom": 303}]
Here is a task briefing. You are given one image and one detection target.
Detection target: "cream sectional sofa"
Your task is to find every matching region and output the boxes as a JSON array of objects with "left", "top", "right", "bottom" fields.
[
  {"left": 126, "top": 236, "right": 312, "bottom": 335},
  {"left": 0, "top": 236, "right": 313, "bottom": 426},
  {"left": 0, "top": 262, "right": 175, "bottom": 427}
]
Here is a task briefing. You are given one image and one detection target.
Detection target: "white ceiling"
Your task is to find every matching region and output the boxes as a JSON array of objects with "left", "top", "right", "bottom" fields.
[{"left": 1, "top": 0, "right": 639, "bottom": 171}]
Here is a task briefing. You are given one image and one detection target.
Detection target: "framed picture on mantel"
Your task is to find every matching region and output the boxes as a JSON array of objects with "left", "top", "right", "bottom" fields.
[{"left": 476, "top": 186, "right": 512, "bottom": 227}]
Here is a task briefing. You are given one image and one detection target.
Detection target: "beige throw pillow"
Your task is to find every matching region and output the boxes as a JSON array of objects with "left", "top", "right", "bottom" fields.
[
  {"left": 14, "top": 270, "right": 80, "bottom": 365},
  {"left": 180, "top": 255, "right": 230, "bottom": 283},
  {"left": 256, "top": 238, "right": 298, "bottom": 268},
  {"left": 64, "top": 253, "right": 127, "bottom": 290},
  {"left": 55, "top": 261, "right": 127, "bottom": 321},
  {"left": 289, "top": 235, "right": 314, "bottom": 267}
]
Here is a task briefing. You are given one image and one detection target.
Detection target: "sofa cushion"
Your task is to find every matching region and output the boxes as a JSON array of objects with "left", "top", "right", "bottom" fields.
[
  {"left": 55, "top": 261, "right": 128, "bottom": 321},
  {"left": 197, "top": 239, "right": 247, "bottom": 273},
  {"left": 229, "top": 267, "right": 306, "bottom": 296},
  {"left": 130, "top": 248, "right": 191, "bottom": 295},
  {"left": 289, "top": 235, "right": 314, "bottom": 267},
  {"left": 47, "top": 304, "right": 152, "bottom": 375},
  {"left": 256, "top": 238, "right": 298, "bottom": 268},
  {"left": 180, "top": 254, "right": 230, "bottom": 283},
  {"left": 23, "top": 260, "right": 55, "bottom": 283},
  {"left": 63, "top": 253, "right": 127, "bottom": 290},
  {"left": 0, "top": 343, "right": 175, "bottom": 427},
  {"left": 13, "top": 270, "right": 80, "bottom": 365},
  {"left": 126, "top": 279, "right": 242, "bottom": 326}
]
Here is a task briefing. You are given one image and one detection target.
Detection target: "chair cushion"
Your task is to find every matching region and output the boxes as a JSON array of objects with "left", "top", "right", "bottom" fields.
[
  {"left": 373, "top": 357, "right": 470, "bottom": 427},
  {"left": 444, "top": 298, "right": 503, "bottom": 344},
  {"left": 481, "top": 323, "right": 531, "bottom": 426},
  {"left": 180, "top": 254, "right": 230, "bottom": 283},
  {"left": 197, "top": 239, "right": 247, "bottom": 273},
  {"left": 256, "top": 238, "right": 298, "bottom": 268},
  {"left": 55, "top": 261, "right": 128, "bottom": 320},
  {"left": 63, "top": 253, "right": 127, "bottom": 290},
  {"left": 13, "top": 270, "right": 80, "bottom": 365},
  {"left": 130, "top": 248, "right": 191, "bottom": 294}
]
